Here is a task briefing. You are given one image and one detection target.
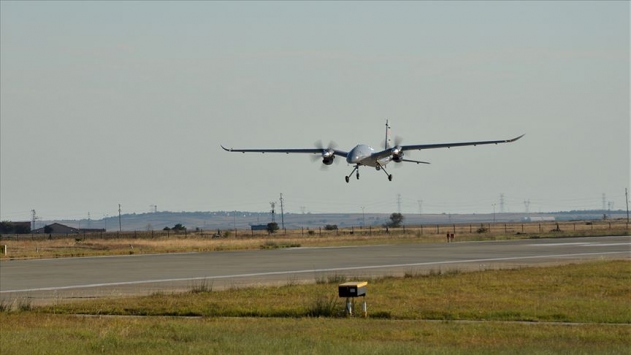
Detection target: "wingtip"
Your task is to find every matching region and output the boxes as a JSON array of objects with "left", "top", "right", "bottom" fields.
[
  {"left": 220, "top": 145, "right": 231, "bottom": 152},
  {"left": 509, "top": 134, "right": 525, "bottom": 143}
]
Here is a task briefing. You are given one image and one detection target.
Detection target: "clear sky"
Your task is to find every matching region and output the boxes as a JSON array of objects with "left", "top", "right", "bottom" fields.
[{"left": 1, "top": 1, "right": 629, "bottom": 221}]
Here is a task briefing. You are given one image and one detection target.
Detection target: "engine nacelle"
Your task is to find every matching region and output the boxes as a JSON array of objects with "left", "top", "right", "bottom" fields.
[
  {"left": 321, "top": 148, "right": 335, "bottom": 165},
  {"left": 392, "top": 146, "right": 404, "bottom": 162}
]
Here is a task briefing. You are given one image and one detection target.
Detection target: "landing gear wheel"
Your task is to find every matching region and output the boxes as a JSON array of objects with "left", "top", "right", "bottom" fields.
[
  {"left": 388, "top": 174, "right": 393, "bottom": 181},
  {"left": 345, "top": 165, "right": 359, "bottom": 184},
  {"left": 345, "top": 176, "right": 350, "bottom": 183}
]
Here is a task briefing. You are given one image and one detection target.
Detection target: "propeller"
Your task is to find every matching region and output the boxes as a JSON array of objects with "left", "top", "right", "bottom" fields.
[
  {"left": 391, "top": 136, "right": 404, "bottom": 163},
  {"left": 312, "top": 140, "right": 339, "bottom": 169},
  {"left": 390, "top": 136, "right": 431, "bottom": 166},
  {"left": 314, "top": 140, "right": 338, "bottom": 151},
  {"left": 382, "top": 135, "right": 404, "bottom": 150}
]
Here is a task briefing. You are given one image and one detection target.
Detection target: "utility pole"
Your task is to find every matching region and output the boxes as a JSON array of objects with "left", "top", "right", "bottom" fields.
[
  {"left": 31, "top": 209, "right": 37, "bottom": 231},
  {"left": 499, "top": 193, "right": 505, "bottom": 213},
  {"left": 361, "top": 206, "right": 365, "bottom": 227},
  {"left": 492, "top": 204, "right": 496, "bottom": 223},
  {"left": 626, "top": 188, "right": 629, "bottom": 225},
  {"left": 118, "top": 204, "right": 122, "bottom": 232},
  {"left": 279, "top": 193, "right": 285, "bottom": 230},
  {"left": 270, "top": 202, "right": 276, "bottom": 223},
  {"left": 397, "top": 194, "right": 402, "bottom": 214},
  {"left": 417, "top": 200, "right": 423, "bottom": 216},
  {"left": 524, "top": 200, "right": 530, "bottom": 214}
]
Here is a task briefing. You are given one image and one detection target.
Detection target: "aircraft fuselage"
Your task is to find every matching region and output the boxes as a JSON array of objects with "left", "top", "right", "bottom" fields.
[{"left": 347, "top": 144, "right": 391, "bottom": 168}]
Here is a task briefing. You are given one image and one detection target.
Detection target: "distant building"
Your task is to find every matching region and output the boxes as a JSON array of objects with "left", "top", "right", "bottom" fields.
[
  {"left": 250, "top": 224, "right": 268, "bottom": 231},
  {"left": 0, "top": 221, "right": 31, "bottom": 234},
  {"left": 522, "top": 217, "right": 556, "bottom": 222},
  {"left": 32, "top": 223, "right": 105, "bottom": 235}
]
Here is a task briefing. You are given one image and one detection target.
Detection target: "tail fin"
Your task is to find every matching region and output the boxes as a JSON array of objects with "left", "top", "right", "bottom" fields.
[{"left": 385, "top": 120, "right": 392, "bottom": 149}]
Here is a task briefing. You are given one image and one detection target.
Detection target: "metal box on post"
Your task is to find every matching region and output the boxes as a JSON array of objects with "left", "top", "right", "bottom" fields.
[{"left": 338, "top": 281, "right": 367, "bottom": 298}]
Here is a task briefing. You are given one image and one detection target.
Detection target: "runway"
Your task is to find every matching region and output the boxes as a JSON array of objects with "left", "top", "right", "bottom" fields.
[{"left": 1, "top": 236, "right": 629, "bottom": 305}]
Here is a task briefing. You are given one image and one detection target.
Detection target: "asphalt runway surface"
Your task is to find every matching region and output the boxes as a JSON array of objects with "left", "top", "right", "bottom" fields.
[{"left": 1, "top": 235, "right": 629, "bottom": 305}]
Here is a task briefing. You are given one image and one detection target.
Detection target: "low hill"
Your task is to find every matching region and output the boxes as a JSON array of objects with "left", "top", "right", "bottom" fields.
[{"left": 40, "top": 210, "right": 628, "bottom": 232}]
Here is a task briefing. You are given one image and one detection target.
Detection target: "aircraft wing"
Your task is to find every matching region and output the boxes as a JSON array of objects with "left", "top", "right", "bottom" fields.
[
  {"left": 221, "top": 145, "right": 348, "bottom": 157},
  {"left": 400, "top": 134, "right": 525, "bottom": 152},
  {"left": 370, "top": 134, "right": 524, "bottom": 161}
]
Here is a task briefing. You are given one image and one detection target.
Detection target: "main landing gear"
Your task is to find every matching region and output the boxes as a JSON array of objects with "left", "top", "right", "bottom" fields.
[
  {"left": 345, "top": 165, "right": 360, "bottom": 183},
  {"left": 377, "top": 163, "right": 393, "bottom": 181},
  {"left": 345, "top": 164, "right": 393, "bottom": 183}
]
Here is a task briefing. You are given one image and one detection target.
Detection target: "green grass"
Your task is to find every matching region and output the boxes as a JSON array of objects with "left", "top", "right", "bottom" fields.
[
  {"left": 1, "top": 314, "right": 629, "bottom": 355},
  {"left": 35, "top": 260, "right": 631, "bottom": 323},
  {"left": 1, "top": 260, "right": 629, "bottom": 354}
]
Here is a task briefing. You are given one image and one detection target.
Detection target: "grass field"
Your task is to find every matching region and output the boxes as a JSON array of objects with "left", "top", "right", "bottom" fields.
[
  {"left": 1, "top": 260, "right": 629, "bottom": 354},
  {"left": 1, "top": 220, "right": 628, "bottom": 260}
]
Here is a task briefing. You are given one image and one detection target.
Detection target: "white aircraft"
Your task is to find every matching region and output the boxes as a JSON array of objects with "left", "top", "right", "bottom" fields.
[{"left": 221, "top": 121, "right": 524, "bottom": 183}]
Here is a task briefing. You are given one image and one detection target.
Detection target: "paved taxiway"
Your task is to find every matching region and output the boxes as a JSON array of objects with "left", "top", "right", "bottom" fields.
[{"left": 1, "top": 236, "right": 629, "bottom": 304}]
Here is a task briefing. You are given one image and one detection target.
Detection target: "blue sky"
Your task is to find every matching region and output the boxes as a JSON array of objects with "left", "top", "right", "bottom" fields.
[{"left": 1, "top": 1, "right": 629, "bottom": 220}]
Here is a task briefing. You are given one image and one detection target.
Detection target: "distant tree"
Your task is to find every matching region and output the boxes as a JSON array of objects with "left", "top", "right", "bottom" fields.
[
  {"left": 476, "top": 224, "right": 488, "bottom": 233},
  {"left": 163, "top": 227, "right": 171, "bottom": 231},
  {"left": 172, "top": 223, "right": 186, "bottom": 231},
  {"left": 0, "top": 221, "right": 30, "bottom": 234},
  {"left": 15, "top": 224, "right": 30, "bottom": 234},
  {"left": 324, "top": 224, "right": 338, "bottom": 231},
  {"left": 387, "top": 213, "right": 404, "bottom": 228},
  {"left": 267, "top": 222, "right": 279, "bottom": 234},
  {"left": 0, "top": 221, "right": 13, "bottom": 234}
]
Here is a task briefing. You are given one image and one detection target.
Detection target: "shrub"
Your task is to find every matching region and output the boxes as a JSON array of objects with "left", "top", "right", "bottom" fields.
[{"left": 305, "top": 295, "right": 340, "bottom": 317}]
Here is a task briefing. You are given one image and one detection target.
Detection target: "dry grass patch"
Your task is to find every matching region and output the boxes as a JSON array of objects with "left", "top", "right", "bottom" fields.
[{"left": 4, "top": 224, "right": 628, "bottom": 260}]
